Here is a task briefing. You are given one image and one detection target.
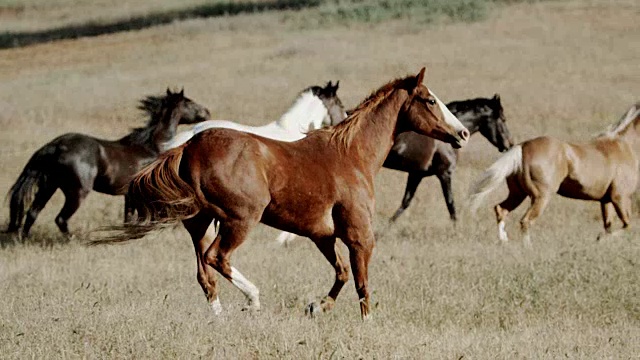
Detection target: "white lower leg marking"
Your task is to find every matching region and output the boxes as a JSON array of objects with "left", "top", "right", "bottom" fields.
[
  {"left": 285, "top": 232, "right": 297, "bottom": 245},
  {"left": 276, "top": 231, "right": 290, "bottom": 245},
  {"left": 276, "top": 231, "right": 298, "bottom": 246},
  {"left": 498, "top": 220, "right": 509, "bottom": 242},
  {"left": 211, "top": 297, "right": 222, "bottom": 315},
  {"left": 523, "top": 231, "right": 532, "bottom": 247},
  {"left": 230, "top": 267, "right": 260, "bottom": 308}
]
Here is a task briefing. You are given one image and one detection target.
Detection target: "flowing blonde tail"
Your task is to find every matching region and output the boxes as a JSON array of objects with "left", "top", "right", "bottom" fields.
[
  {"left": 89, "top": 145, "right": 202, "bottom": 245},
  {"left": 469, "top": 145, "right": 522, "bottom": 214}
]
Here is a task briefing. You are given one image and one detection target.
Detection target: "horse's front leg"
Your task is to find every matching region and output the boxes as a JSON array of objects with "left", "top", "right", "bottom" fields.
[
  {"left": 306, "top": 236, "right": 350, "bottom": 316},
  {"left": 436, "top": 170, "right": 456, "bottom": 222},
  {"left": 338, "top": 209, "right": 375, "bottom": 320}
]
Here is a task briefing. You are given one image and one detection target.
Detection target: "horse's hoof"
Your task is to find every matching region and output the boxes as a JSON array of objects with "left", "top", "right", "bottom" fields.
[
  {"left": 241, "top": 301, "right": 260, "bottom": 313},
  {"left": 305, "top": 302, "right": 321, "bottom": 318}
]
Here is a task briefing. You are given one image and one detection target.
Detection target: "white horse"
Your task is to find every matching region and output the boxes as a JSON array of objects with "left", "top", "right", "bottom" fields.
[
  {"left": 274, "top": 90, "right": 465, "bottom": 246},
  {"left": 164, "top": 81, "right": 347, "bottom": 149}
]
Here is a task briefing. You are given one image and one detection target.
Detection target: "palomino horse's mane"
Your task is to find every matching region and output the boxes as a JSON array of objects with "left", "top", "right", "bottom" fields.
[
  {"left": 322, "top": 76, "right": 415, "bottom": 150},
  {"left": 600, "top": 102, "right": 640, "bottom": 138}
]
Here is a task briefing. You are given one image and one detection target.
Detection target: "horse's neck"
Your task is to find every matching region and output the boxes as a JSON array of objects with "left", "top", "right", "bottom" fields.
[
  {"left": 345, "top": 90, "right": 406, "bottom": 175},
  {"left": 620, "top": 122, "right": 640, "bottom": 154},
  {"left": 276, "top": 92, "right": 327, "bottom": 133},
  {"left": 455, "top": 108, "right": 485, "bottom": 135},
  {"left": 150, "top": 111, "right": 180, "bottom": 152}
]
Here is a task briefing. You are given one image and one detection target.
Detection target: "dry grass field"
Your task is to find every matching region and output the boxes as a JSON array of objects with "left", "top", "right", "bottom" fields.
[{"left": 1, "top": 0, "right": 639, "bottom": 358}]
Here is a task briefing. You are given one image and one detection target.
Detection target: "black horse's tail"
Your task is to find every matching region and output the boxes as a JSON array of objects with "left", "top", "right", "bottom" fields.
[{"left": 6, "top": 146, "right": 53, "bottom": 232}]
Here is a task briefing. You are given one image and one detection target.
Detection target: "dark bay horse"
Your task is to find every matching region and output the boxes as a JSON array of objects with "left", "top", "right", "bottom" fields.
[
  {"left": 385, "top": 94, "right": 513, "bottom": 222},
  {"left": 5, "top": 89, "right": 210, "bottom": 239},
  {"left": 91, "top": 68, "right": 470, "bottom": 320},
  {"left": 470, "top": 102, "right": 640, "bottom": 244}
]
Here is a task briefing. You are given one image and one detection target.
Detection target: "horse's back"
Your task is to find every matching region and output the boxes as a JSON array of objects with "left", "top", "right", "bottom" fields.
[
  {"left": 520, "top": 136, "right": 633, "bottom": 200},
  {"left": 183, "top": 128, "right": 339, "bottom": 237}
]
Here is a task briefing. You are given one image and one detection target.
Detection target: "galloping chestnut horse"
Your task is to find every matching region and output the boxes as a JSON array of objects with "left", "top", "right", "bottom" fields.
[
  {"left": 5, "top": 89, "right": 210, "bottom": 239},
  {"left": 276, "top": 95, "right": 513, "bottom": 245},
  {"left": 470, "top": 102, "right": 639, "bottom": 244},
  {"left": 92, "top": 68, "right": 470, "bottom": 319}
]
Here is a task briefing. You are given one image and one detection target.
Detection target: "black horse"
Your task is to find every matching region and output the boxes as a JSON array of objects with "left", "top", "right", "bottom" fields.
[
  {"left": 384, "top": 94, "right": 513, "bottom": 222},
  {"left": 5, "top": 89, "right": 210, "bottom": 239}
]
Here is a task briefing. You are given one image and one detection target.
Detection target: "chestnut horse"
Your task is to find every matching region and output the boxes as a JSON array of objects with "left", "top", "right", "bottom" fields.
[
  {"left": 470, "top": 102, "right": 640, "bottom": 244},
  {"left": 5, "top": 89, "right": 210, "bottom": 239},
  {"left": 276, "top": 94, "right": 513, "bottom": 245},
  {"left": 91, "top": 68, "right": 470, "bottom": 320}
]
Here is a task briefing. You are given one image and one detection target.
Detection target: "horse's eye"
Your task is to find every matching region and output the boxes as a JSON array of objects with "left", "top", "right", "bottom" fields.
[{"left": 427, "top": 98, "right": 436, "bottom": 106}]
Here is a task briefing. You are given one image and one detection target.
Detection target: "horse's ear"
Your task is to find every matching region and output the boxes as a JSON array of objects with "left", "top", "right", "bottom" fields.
[
  {"left": 333, "top": 80, "right": 340, "bottom": 91},
  {"left": 179, "top": 88, "right": 184, "bottom": 97},
  {"left": 325, "top": 81, "right": 334, "bottom": 94},
  {"left": 416, "top": 67, "right": 426, "bottom": 87},
  {"left": 493, "top": 93, "right": 500, "bottom": 102},
  {"left": 166, "top": 88, "right": 172, "bottom": 96}
]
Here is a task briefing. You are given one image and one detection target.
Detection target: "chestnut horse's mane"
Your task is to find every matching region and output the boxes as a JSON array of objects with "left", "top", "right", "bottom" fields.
[{"left": 321, "top": 75, "right": 415, "bottom": 150}]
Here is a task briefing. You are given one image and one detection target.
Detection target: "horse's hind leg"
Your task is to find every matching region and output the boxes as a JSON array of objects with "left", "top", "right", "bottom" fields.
[
  {"left": 204, "top": 218, "right": 260, "bottom": 311},
  {"left": 519, "top": 193, "right": 551, "bottom": 246},
  {"left": 390, "top": 172, "right": 424, "bottom": 222},
  {"left": 21, "top": 184, "right": 57, "bottom": 239},
  {"left": 306, "top": 237, "right": 350, "bottom": 316},
  {"left": 55, "top": 187, "right": 89, "bottom": 236},
  {"left": 494, "top": 178, "right": 526, "bottom": 243},
  {"left": 183, "top": 213, "right": 221, "bottom": 314}
]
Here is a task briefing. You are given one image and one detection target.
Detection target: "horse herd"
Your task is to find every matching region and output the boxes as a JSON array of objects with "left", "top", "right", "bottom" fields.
[{"left": 4, "top": 68, "right": 638, "bottom": 319}]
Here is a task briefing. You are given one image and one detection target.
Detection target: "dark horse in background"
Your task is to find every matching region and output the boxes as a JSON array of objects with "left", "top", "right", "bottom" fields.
[
  {"left": 385, "top": 94, "right": 514, "bottom": 222},
  {"left": 5, "top": 89, "right": 210, "bottom": 239}
]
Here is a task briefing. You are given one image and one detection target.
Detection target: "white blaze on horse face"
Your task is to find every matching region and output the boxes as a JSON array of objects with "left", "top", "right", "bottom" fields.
[
  {"left": 429, "top": 89, "right": 469, "bottom": 143},
  {"left": 498, "top": 220, "right": 509, "bottom": 242},
  {"left": 229, "top": 266, "right": 260, "bottom": 308}
]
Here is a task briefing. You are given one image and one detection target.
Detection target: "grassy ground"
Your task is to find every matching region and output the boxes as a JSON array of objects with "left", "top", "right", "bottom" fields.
[{"left": 0, "top": 0, "right": 639, "bottom": 358}]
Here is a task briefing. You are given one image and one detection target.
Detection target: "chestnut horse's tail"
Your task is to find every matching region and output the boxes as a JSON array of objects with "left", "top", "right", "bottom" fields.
[
  {"left": 89, "top": 145, "right": 202, "bottom": 245},
  {"left": 469, "top": 145, "right": 523, "bottom": 213}
]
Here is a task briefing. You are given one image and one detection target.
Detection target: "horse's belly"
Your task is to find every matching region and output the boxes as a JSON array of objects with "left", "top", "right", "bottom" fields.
[
  {"left": 262, "top": 203, "right": 335, "bottom": 238},
  {"left": 557, "top": 178, "right": 607, "bottom": 201}
]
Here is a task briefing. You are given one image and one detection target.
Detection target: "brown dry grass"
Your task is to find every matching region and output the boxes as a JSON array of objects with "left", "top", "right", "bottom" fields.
[{"left": 1, "top": 0, "right": 639, "bottom": 358}]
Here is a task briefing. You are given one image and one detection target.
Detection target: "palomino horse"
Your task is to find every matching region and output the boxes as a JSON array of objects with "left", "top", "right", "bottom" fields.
[
  {"left": 276, "top": 94, "right": 512, "bottom": 245},
  {"left": 164, "top": 81, "right": 347, "bottom": 148},
  {"left": 5, "top": 89, "right": 210, "bottom": 239},
  {"left": 91, "top": 68, "right": 470, "bottom": 320},
  {"left": 470, "top": 102, "right": 640, "bottom": 244}
]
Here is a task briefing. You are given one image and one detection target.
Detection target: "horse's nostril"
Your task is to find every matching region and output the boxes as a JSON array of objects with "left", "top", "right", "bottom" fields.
[{"left": 459, "top": 129, "right": 470, "bottom": 141}]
